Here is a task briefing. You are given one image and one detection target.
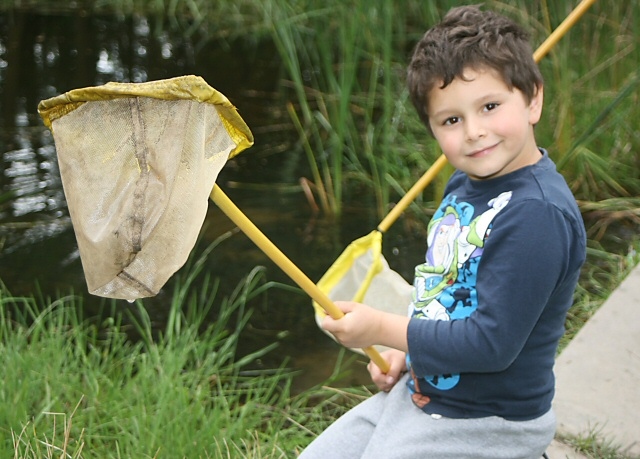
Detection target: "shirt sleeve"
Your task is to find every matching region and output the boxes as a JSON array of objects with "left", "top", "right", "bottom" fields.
[{"left": 407, "top": 199, "right": 574, "bottom": 377}]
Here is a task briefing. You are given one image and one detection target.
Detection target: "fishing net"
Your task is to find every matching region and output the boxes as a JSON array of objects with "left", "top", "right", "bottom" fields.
[
  {"left": 38, "top": 75, "right": 253, "bottom": 300},
  {"left": 312, "top": 155, "right": 448, "bottom": 354},
  {"left": 313, "top": 230, "right": 413, "bottom": 353},
  {"left": 36, "top": 0, "right": 588, "bottom": 363}
]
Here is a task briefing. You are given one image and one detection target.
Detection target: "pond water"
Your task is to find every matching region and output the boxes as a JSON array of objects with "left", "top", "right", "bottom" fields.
[{"left": 0, "top": 9, "right": 428, "bottom": 390}]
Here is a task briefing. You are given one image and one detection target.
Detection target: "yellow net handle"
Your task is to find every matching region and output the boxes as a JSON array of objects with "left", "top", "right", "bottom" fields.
[
  {"left": 209, "top": 185, "right": 391, "bottom": 373},
  {"left": 533, "top": 0, "right": 598, "bottom": 62},
  {"left": 378, "top": 155, "right": 448, "bottom": 233}
]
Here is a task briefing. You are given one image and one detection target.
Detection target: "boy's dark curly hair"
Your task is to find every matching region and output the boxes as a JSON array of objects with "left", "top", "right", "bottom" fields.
[{"left": 407, "top": 5, "right": 543, "bottom": 133}]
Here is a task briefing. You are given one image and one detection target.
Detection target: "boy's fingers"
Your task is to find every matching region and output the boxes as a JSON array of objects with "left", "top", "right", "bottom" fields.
[
  {"left": 321, "top": 315, "right": 336, "bottom": 332},
  {"left": 333, "top": 300, "right": 355, "bottom": 313}
]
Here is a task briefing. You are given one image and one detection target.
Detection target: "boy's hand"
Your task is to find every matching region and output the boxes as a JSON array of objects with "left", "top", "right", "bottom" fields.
[
  {"left": 321, "top": 301, "right": 383, "bottom": 349},
  {"left": 368, "top": 349, "right": 407, "bottom": 392},
  {"left": 321, "top": 300, "right": 410, "bottom": 352}
]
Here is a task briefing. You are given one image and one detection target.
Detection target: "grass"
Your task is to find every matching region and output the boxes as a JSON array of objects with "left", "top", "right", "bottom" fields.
[
  {"left": 561, "top": 237, "right": 640, "bottom": 351},
  {"left": 0, "top": 232, "right": 378, "bottom": 458},
  {"left": 3, "top": 260, "right": 638, "bottom": 459},
  {"left": 187, "top": 0, "right": 639, "bottom": 223},
  {"left": 0, "top": 279, "right": 371, "bottom": 458},
  {"left": 0, "top": 236, "right": 302, "bottom": 458},
  {"left": 263, "top": 1, "right": 444, "bottom": 217},
  {"left": 559, "top": 425, "right": 639, "bottom": 459},
  {"left": 3, "top": 2, "right": 637, "bottom": 223}
]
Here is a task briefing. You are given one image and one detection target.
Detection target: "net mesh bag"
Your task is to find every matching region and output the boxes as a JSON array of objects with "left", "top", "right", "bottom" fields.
[
  {"left": 313, "top": 230, "right": 413, "bottom": 353},
  {"left": 38, "top": 75, "right": 253, "bottom": 300}
]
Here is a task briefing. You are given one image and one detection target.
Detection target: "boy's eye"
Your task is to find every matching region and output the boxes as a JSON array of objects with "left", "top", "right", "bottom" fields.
[
  {"left": 484, "top": 102, "right": 499, "bottom": 111},
  {"left": 443, "top": 116, "right": 460, "bottom": 126}
]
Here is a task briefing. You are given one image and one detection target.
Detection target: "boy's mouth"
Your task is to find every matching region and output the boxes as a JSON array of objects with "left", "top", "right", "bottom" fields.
[{"left": 468, "top": 143, "right": 498, "bottom": 158}]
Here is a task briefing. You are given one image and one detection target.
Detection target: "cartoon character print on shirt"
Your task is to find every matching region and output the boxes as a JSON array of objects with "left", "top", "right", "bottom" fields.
[{"left": 406, "top": 191, "right": 512, "bottom": 398}]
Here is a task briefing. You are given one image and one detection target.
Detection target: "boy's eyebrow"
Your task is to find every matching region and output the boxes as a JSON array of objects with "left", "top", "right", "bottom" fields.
[
  {"left": 475, "top": 92, "right": 507, "bottom": 104},
  {"left": 429, "top": 107, "right": 455, "bottom": 120},
  {"left": 429, "top": 92, "right": 508, "bottom": 119}
]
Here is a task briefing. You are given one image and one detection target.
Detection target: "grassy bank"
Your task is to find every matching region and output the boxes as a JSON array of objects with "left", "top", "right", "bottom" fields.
[
  {"left": 0, "top": 270, "right": 295, "bottom": 457},
  {"left": 2, "top": 276, "right": 637, "bottom": 459},
  {"left": 0, "top": 236, "right": 369, "bottom": 458}
]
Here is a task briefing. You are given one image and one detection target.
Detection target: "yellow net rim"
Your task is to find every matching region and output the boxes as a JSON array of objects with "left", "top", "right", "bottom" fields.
[
  {"left": 37, "top": 75, "right": 254, "bottom": 159},
  {"left": 313, "top": 230, "right": 384, "bottom": 319}
]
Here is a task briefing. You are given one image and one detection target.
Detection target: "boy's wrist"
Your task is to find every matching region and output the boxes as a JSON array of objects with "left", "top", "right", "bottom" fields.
[{"left": 375, "top": 311, "right": 410, "bottom": 353}]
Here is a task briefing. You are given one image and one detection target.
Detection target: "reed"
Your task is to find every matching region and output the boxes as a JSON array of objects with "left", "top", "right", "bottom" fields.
[
  {"left": 259, "top": 0, "right": 639, "bottom": 226},
  {"left": 262, "top": 1, "right": 450, "bottom": 217}
]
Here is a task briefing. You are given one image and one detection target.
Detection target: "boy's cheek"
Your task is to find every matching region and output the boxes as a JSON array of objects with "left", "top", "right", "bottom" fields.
[{"left": 433, "top": 133, "right": 458, "bottom": 158}]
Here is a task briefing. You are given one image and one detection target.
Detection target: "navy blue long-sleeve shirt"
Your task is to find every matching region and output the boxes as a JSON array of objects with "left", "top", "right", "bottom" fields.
[{"left": 405, "top": 149, "right": 586, "bottom": 421}]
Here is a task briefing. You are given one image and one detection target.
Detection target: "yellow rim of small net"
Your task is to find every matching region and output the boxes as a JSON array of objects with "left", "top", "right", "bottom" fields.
[{"left": 313, "top": 230, "right": 384, "bottom": 320}]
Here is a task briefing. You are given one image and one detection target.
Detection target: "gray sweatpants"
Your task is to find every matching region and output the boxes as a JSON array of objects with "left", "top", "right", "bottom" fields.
[{"left": 299, "top": 374, "right": 555, "bottom": 459}]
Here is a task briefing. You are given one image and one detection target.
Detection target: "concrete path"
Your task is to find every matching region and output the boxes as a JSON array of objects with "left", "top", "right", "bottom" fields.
[
  {"left": 546, "top": 438, "right": 590, "bottom": 458},
  {"left": 549, "top": 263, "right": 640, "bottom": 458}
]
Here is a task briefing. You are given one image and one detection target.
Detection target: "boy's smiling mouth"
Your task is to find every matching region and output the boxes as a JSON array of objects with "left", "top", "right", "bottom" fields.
[{"left": 467, "top": 143, "right": 498, "bottom": 158}]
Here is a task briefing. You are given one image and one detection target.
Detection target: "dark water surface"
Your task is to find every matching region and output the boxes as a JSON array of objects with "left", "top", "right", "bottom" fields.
[{"left": 0, "top": 9, "right": 427, "bottom": 390}]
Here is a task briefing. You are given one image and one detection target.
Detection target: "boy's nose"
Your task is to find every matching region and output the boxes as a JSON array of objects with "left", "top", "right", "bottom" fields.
[{"left": 464, "top": 117, "right": 487, "bottom": 141}]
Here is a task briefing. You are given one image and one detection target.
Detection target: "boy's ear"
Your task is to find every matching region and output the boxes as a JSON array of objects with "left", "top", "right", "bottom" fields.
[{"left": 529, "top": 85, "right": 544, "bottom": 125}]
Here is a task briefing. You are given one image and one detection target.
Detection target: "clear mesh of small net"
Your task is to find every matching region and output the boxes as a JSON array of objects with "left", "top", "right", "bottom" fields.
[{"left": 38, "top": 76, "right": 253, "bottom": 300}]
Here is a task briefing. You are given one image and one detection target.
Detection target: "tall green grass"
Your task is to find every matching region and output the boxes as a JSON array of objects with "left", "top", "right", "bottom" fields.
[
  {"left": 0, "top": 275, "right": 372, "bottom": 458},
  {"left": 0, "top": 236, "right": 306, "bottom": 458},
  {"left": 263, "top": 1, "right": 446, "bottom": 217},
  {"left": 217, "top": 0, "right": 639, "bottom": 225},
  {"left": 293, "top": 0, "right": 633, "bottom": 233},
  {"left": 2, "top": 244, "right": 636, "bottom": 459}
]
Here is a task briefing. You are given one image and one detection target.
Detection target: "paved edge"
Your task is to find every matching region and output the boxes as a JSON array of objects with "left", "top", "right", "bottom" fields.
[
  {"left": 553, "top": 263, "right": 640, "bottom": 457},
  {"left": 546, "top": 439, "right": 589, "bottom": 459}
]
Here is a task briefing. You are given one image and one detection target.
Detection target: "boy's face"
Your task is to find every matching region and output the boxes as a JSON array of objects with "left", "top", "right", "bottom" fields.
[{"left": 427, "top": 67, "right": 543, "bottom": 181}]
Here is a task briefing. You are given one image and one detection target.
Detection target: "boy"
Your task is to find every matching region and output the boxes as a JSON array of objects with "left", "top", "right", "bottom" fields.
[{"left": 300, "top": 5, "right": 586, "bottom": 459}]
